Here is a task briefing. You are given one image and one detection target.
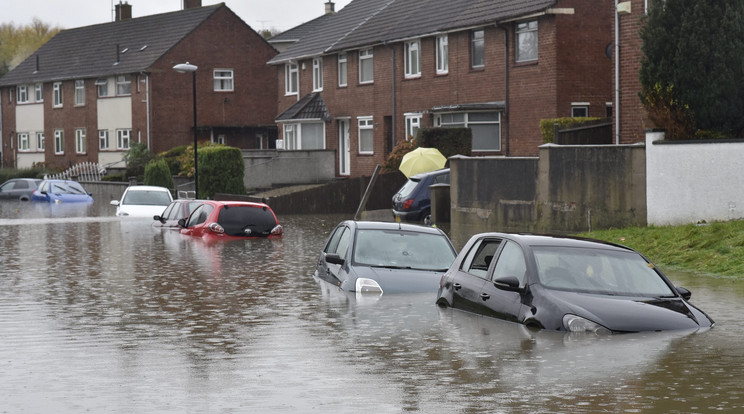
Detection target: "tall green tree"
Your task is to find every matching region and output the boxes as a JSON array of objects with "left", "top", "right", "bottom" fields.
[
  {"left": 0, "top": 18, "right": 60, "bottom": 77},
  {"left": 640, "top": 0, "right": 744, "bottom": 137}
]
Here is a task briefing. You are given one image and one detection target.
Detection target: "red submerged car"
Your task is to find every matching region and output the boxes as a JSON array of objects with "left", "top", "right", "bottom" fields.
[{"left": 178, "top": 200, "right": 283, "bottom": 240}]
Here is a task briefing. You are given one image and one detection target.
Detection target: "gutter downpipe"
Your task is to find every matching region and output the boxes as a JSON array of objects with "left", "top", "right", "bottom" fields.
[
  {"left": 614, "top": 0, "right": 620, "bottom": 144},
  {"left": 389, "top": 43, "right": 397, "bottom": 150},
  {"left": 502, "top": 25, "right": 510, "bottom": 156},
  {"left": 144, "top": 73, "right": 151, "bottom": 149}
]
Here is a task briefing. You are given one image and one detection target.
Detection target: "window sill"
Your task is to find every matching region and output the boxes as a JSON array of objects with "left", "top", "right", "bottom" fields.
[{"left": 514, "top": 59, "right": 538, "bottom": 68}]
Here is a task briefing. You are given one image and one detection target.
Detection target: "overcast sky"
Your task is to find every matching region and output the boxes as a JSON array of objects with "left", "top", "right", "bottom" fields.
[{"left": 3, "top": 0, "right": 353, "bottom": 33}]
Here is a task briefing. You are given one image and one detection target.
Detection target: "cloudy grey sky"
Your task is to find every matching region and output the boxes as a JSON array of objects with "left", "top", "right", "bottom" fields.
[{"left": 3, "top": 0, "right": 352, "bottom": 33}]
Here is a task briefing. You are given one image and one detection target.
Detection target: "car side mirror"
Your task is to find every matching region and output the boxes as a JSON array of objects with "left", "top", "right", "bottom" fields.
[
  {"left": 493, "top": 276, "right": 521, "bottom": 292},
  {"left": 154, "top": 215, "right": 165, "bottom": 223},
  {"left": 676, "top": 286, "right": 692, "bottom": 301},
  {"left": 325, "top": 253, "right": 345, "bottom": 266},
  {"left": 110, "top": 200, "right": 120, "bottom": 206},
  {"left": 177, "top": 218, "right": 187, "bottom": 228}
]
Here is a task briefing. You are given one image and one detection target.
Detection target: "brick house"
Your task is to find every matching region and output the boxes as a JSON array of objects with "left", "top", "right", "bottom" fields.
[
  {"left": 269, "top": 0, "right": 613, "bottom": 178},
  {"left": 0, "top": 1, "right": 278, "bottom": 171}
]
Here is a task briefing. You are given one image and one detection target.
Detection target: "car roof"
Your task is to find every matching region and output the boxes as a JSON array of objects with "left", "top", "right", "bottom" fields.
[
  {"left": 474, "top": 232, "right": 634, "bottom": 252},
  {"left": 124, "top": 185, "right": 171, "bottom": 192},
  {"left": 345, "top": 220, "right": 447, "bottom": 235},
  {"left": 409, "top": 168, "right": 450, "bottom": 180},
  {"left": 201, "top": 200, "right": 273, "bottom": 209}
]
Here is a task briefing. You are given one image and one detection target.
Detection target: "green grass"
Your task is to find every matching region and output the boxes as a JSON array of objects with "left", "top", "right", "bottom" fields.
[{"left": 577, "top": 220, "right": 744, "bottom": 279}]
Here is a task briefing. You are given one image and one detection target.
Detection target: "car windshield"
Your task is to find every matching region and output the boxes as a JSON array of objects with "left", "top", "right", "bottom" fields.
[
  {"left": 533, "top": 246, "right": 675, "bottom": 297},
  {"left": 217, "top": 205, "right": 277, "bottom": 236},
  {"left": 353, "top": 229, "right": 455, "bottom": 271},
  {"left": 123, "top": 190, "right": 171, "bottom": 206},
  {"left": 51, "top": 182, "right": 87, "bottom": 195}
]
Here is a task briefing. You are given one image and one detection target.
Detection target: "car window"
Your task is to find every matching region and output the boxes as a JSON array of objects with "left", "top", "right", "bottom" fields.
[
  {"left": 461, "top": 238, "right": 502, "bottom": 279},
  {"left": 160, "top": 203, "right": 176, "bottom": 219},
  {"left": 217, "top": 205, "right": 278, "bottom": 236},
  {"left": 396, "top": 179, "right": 420, "bottom": 198},
  {"left": 334, "top": 228, "right": 352, "bottom": 259},
  {"left": 324, "top": 226, "right": 345, "bottom": 254},
  {"left": 39, "top": 182, "right": 49, "bottom": 192},
  {"left": 491, "top": 241, "right": 527, "bottom": 284},
  {"left": 185, "top": 204, "right": 213, "bottom": 227},
  {"left": 432, "top": 173, "right": 450, "bottom": 185}
]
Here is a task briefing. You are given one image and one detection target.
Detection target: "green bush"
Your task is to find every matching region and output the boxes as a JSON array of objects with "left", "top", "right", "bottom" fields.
[
  {"left": 539, "top": 117, "right": 603, "bottom": 144},
  {"left": 144, "top": 159, "right": 175, "bottom": 190},
  {"left": 0, "top": 167, "right": 46, "bottom": 183},
  {"left": 159, "top": 145, "right": 188, "bottom": 177},
  {"left": 382, "top": 128, "right": 472, "bottom": 174},
  {"left": 197, "top": 146, "right": 246, "bottom": 199},
  {"left": 123, "top": 142, "right": 155, "bottom": 181}
]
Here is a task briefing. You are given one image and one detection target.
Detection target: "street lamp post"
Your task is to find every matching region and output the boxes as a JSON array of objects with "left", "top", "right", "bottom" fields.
[{"left": 172, "top": 62, "right": 199, "bottom": 198}]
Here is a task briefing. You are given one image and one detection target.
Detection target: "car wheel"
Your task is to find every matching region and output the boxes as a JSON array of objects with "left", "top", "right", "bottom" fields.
[{"left": 422, "top": 209, "right": 431, "bottom": 225}]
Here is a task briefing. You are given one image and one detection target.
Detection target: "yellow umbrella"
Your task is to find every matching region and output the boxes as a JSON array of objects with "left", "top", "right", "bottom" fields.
[{"left": 399, "top": 147, "right": 447, "bottom": 178}]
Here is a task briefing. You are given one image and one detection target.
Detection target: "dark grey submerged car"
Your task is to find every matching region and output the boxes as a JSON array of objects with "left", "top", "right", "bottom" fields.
[
  {"left": 0, "top": 178, "right": 42, "bottom": 201},
  {"left": 315, "top": 221, "right": 457, "bottom": 294},
  {"left": 436, "top": 233, "right": 714, "bottom": 333}
]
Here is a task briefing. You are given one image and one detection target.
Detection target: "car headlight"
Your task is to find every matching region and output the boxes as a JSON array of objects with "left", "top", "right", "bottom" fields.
[
  {"left": 356, "top": 278, "right": 383, "bottom": 295},
  {"left": 563, "top": 314, "right": 611, "bottom": 334}
]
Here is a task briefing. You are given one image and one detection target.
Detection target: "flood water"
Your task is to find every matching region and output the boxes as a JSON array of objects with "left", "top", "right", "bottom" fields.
[{"left": 1, "top": 199, "right": 743, "bottom": 413}]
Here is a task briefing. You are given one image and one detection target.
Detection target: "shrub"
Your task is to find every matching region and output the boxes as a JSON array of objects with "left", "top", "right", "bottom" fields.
[
  {"left": 639, "top": 83, "right": 695, "bottom": 140},
  {"left": 144, "top": 159, "right": 175, "bottom": 191},
  {"left": 123, "top": 142, "right": 155, "bottom": 181},
  {"left": 197, "top": 145, "right": 246, "bottom": 199},
  {"left": 539, "top": 117, "right": 603, "bottom": 144}
]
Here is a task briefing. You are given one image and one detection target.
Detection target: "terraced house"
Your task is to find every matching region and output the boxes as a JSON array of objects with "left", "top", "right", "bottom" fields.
[
  {"left": 0, "top": 1, "right": 277, "bottom": 170},
  {"left": 271, "top": 0, "right": 613, "bottom": 177}
]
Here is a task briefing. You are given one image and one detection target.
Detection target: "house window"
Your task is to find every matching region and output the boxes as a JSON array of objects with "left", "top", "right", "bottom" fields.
[
  {"left": 404, "top": 40, "right": 421, "bottom": 78},
  {"left": 572, "top": 104, "right": 589, "bottom": 117},
  {"left": 18, "top": 133, "right": 30, "bottom": 151},
  {"left": 99, "top": 130, "right": 109, "bottom": 150},
  {"left": 405, "top": 114, "right": 422, "bottom": 140},
  {"left": 313, "top": 58, "right": 323, "bottom": 91},
  {"left": 54, "top": 129, "right": 64, "bottom": 154},
  {"left": 96, "top": 78, "right": 109, "bottom": 97},
  {"left": 282, "top": 122, "right": 325, "bottom": 149},
  {"left": 116, "top": 75, "right": 132, "bottom": 95},
  {"left": 359, "top": 49, "right": 374, "bottom": 84},
  {"left": 117, "top": 129, "right": 131, "bottom": 149},
  {"left": 53, "top": 82, "right": 63, "bottom": 107},
  {"left": 75, "top": 128, "right": 87, "bottom": 154},
  {"left": 338, "top": 53, "right": 347, "bottom": 87},
  {"left": 358, "top": 117, "right": 373, "bottom": 154},
  {"left": 74, "top": 80, "right": 85, "bottom": 106},
  {"left": 35, "top": 84, "right": 43, "bottom": 102},
  {"left": 436, "top": 35, "right": 449, "bottom": 74},
  {"left": 516, "top": 20, "right": 538, "bottom": 62},
  {"left": 285, "top": 63, "right": 298, "bottom": 95},
  {"left": 36, "top": 132, "right": 45, "bottom": 151},
  {"left": 213, "top": 69, "right": 234, "bottom": 91},
  {"left": 471, "top": 29, "right": 485, "bottom": 68},
  {"left": 438, "top": 111, "right": 501, "bottom": 152},
  {"left": 17, "top": 85, "right": 29, "bottom": 103}
]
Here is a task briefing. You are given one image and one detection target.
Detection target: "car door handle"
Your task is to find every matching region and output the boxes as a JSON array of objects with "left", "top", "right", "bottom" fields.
[
  {"left": 480, "top": 293, "right": 490, "bottom": 301},
  {"left": 453, "top": 283, "right": 462, "bottom": 291}
]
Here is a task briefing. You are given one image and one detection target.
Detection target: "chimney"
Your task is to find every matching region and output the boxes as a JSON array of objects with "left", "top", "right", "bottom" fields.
[
  {"left": 183, "top": 0, "right": 203, "bottom": 9},
  {"left": 115, "top": 1, "right": 132, "bottom": 21},
  {"left": 325, "top": 1, "right": 335, "bottom": 15}
]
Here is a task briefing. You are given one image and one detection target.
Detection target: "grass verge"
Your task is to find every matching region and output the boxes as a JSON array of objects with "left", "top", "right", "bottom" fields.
[{"left": 578, "top": 220, "right": 744, "bottom": 279}]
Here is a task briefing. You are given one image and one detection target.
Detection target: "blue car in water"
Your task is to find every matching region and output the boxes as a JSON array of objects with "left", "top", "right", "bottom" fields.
[{"left": 31, "top": 179, "right": 94, "bottom": 204}]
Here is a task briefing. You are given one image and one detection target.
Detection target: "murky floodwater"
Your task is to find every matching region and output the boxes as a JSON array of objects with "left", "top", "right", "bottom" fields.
[{"left": 1, "top": 199, "right": 743, "bottom": 413}]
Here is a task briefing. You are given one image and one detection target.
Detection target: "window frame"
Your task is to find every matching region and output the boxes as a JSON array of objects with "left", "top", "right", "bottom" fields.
[
  {"left": 17, "top": 85, "right": 29, "bottom": 104},
  {"left": 18, "top": 133, "right": 30, "bottom": 151},
  {"left": 54, "top": 129, "right": 64, "bottom": 154},
  {"left": 404, "top": 113, "right": 422, "bottom": 141},
  {"left": 436, "top": 35, "right": 449, "bottom": 75},
  {"left": 213, "top": 69, "right": 234, "bottom": 92},
  {"left": 74, "top": 80, "right": 85, "bottom": 106},
  {"left": 357, "top": 116, "right": 374, "bottom": 154},
  {"left": 359, "top": 48, "right": 374, "bottom": 84},
  {"left": 99, "top": 130, "right": 109, "bottom": 150},
  {"left": 571, "top": 103, "right": 590, "bottom": 118},
  {"left": 471, "top": 29, "right": 485, "bottom": 68},
  {"left": 36, "top": 132, "right": 45, "bottom": 151},
  {"left": 516, "top": 20, "right": 538, "bottom": 63},
  {"left": 75, "top": 128, "right": 87, "bottom": 154},
  {"left": 312, "top": 57, "right": 323, "bottom": 91},
  {"left": 35, "top": 83, "right": 43, "bottom": 102},
  {"left": 338, "top": 53, "right": 348, "bottom": 87},
  {"left": 285, "top": 63, "right": 299, "bottom": 95},
  {"left": 116, "top": 75, "right": 132, "bottom": 96},
  {"left": 96, "top": 78, "right": 109, "bottom": 97},
  {"left": 437, "top": 111, "right": 502, "bottom": 152},
  {"left": 404, "top": 39, "right": 421, "bottom": 79},
  {"left": 53, "top": 82, "right": 63, "bottom": 107},
  {"left": 116, "top": 129, "right": 131, "bottom": 150}
]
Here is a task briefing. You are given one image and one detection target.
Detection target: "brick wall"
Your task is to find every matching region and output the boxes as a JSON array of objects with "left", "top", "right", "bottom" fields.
[{"left": 614, "top": 0, "right": 649, "bottom": 144}]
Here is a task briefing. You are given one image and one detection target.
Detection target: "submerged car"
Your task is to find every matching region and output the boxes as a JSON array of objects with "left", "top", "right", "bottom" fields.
[
  {"left": 436, "top": 233, "right": 714, "bottom": 333},
  {"left": 152, "top": 199, "right": 206, "bottom": 229},
  {"left": 30, "top": 179, "right": 94, "bottom": 203},
  {"left": 0, "top": 178, "right": 42, "bottom": 201},
  {"left": 178, "top": 200, "right": 282, "bottom": 240},
  {"left": 111, "top": 185, "right": 173, "bottom": 217},
  {"left": 392, "top": 168, "right": 449, "bottom": 224},
  {"left": 315, "top": 220, "right": 457, "bottom": 295}
]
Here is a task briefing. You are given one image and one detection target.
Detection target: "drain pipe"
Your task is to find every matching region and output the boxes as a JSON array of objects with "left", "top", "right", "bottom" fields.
[
  {"left": 502, "top": 25, "right": 510, "bottom": 155},
  {"left": 614, "top": 0, "right": 620, "bottom": 144},
  {"left": 389, "top": 44, "right": 397, "bottom": 149}
]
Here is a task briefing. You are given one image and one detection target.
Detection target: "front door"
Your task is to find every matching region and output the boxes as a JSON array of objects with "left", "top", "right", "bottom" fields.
[{"left": 338, "top": 120, "right": 350, "bottom": 176}]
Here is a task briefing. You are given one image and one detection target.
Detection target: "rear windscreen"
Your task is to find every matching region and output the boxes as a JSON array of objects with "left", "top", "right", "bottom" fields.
[{"left": 218, "top": 205, "right": 277, "bottom": 236}]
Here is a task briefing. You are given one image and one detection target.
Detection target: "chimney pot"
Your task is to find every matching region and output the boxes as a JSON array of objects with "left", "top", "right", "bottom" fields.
[
  {"left": 325, "top": 1, "right": 335, "bottom": 15},
  {"left": 115, "top": 1, "right": 132, "bottom": 21}
]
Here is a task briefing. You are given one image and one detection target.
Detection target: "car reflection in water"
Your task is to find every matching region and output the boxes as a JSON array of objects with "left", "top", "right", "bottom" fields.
[
  {"left": 436, "top": 232, "right": 714, "bottom": 333},
  {"left": 314, "top": 220, "right": 457, "bottom": 297}
]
